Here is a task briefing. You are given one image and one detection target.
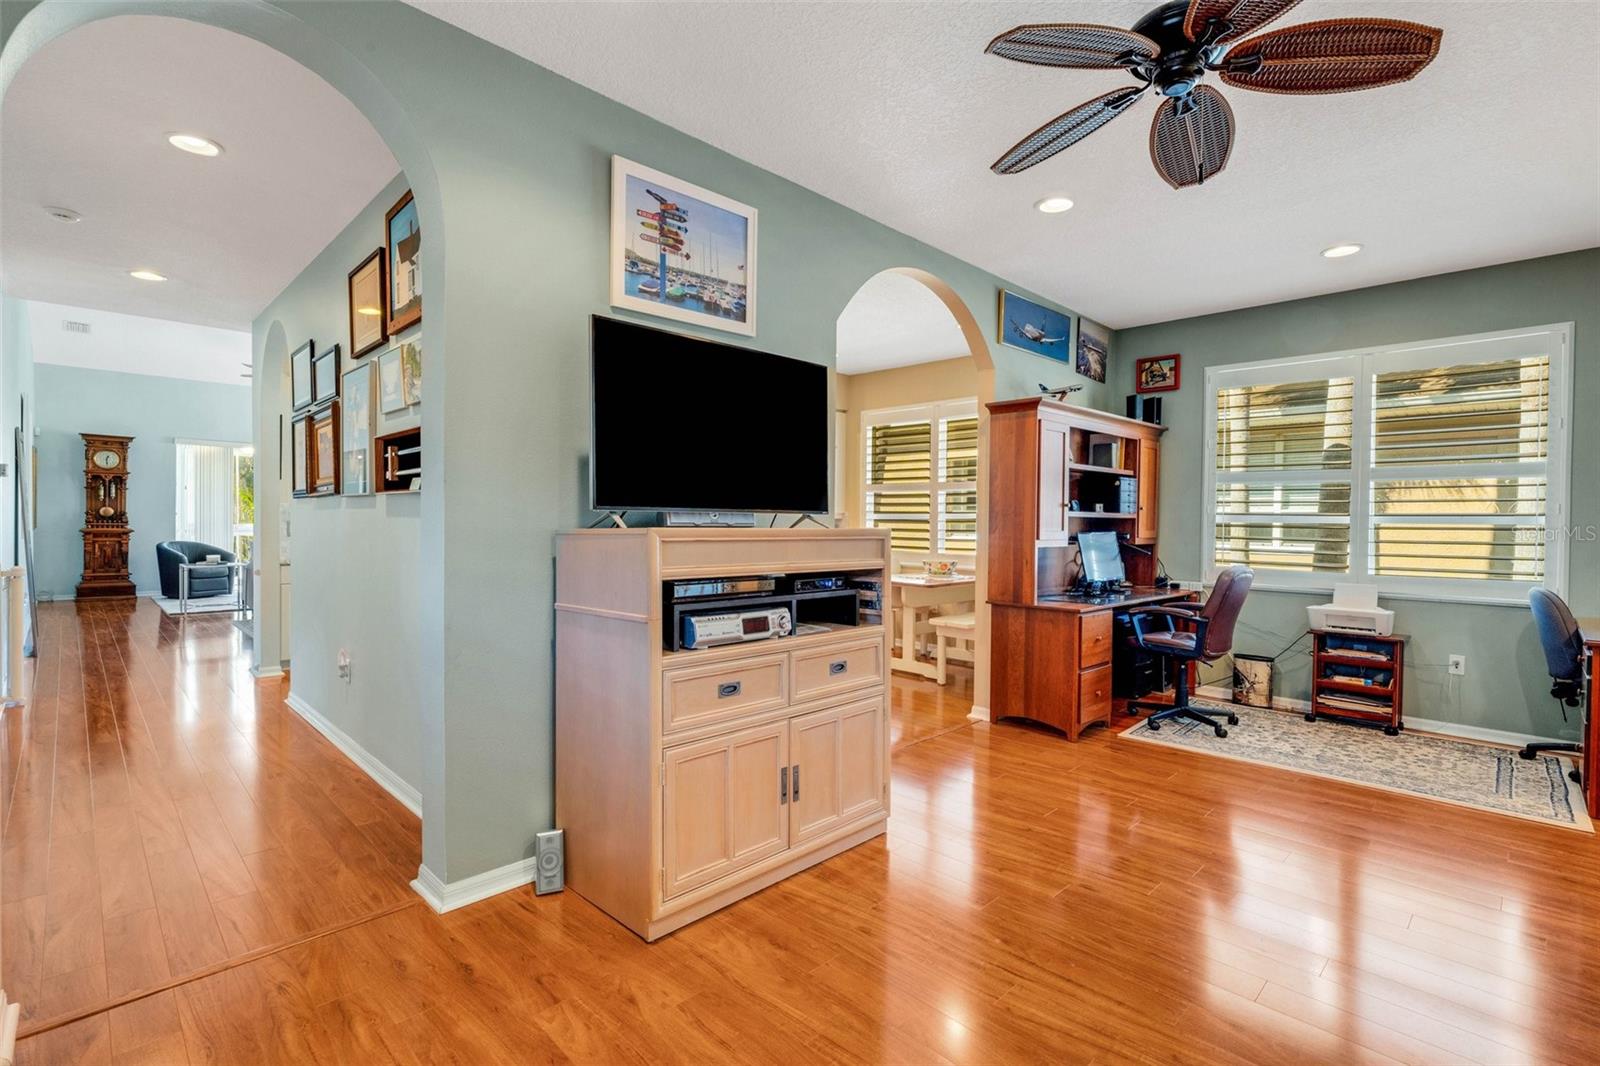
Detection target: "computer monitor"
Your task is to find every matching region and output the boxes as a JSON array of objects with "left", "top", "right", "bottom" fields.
[{"left": 1077, "top": 531, "right": 1126, "bottom": 586}]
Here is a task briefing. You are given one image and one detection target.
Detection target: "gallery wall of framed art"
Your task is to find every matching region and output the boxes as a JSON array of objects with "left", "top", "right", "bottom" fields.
[{"left": 289, "top": 186, "right": 424, "bottom": 507}]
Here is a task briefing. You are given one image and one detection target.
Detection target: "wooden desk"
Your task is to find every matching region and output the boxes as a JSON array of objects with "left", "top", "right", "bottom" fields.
[
  {"left": 1580, "top": 618, "right": 1599, "bottom": 820},
  {"left": 889, "top": 574, "right": 975, "bottom": 681},
  {"left": 992, "top": 586, "right": 1194, "bottom": 740}
]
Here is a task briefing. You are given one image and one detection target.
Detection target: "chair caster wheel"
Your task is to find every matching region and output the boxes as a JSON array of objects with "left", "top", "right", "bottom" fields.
[
  {"left": 1148, "top": 721, "right": 1161, "bottom": 732},
  {"left": 1571, "top": 770, "right": 1582, "bottom": 785},
  {"left": 1214, "top": 726, "right": 1228, "bottom": 738},
  {"left": 1227, "top": 714, "right": 1240, "bottom": 725},
  {"left": 1304, "top": 713, "right": 1317, "bottom": 722},
  {"left": 1384, "top": 726, "right": 1400, "bottom": 737},
  {"left": 1518, "top": 749, "right": 1537, "bottom": 760}
]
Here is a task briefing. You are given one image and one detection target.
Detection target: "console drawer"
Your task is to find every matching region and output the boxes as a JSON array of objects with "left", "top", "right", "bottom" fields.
[
  {"left": 663, "top": 652, "right": 789, "bottom": 735},
  {"left": 1080, "top": 611, "right": 1113, "bottom": 668},
  {"left": 791, "top": 638, "right": 883, "bottom": 703}
]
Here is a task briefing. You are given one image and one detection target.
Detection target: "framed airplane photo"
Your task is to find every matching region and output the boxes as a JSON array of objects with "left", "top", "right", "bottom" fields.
[{"left": 998, "top": 289, "right": 1073, "bottom": 363}]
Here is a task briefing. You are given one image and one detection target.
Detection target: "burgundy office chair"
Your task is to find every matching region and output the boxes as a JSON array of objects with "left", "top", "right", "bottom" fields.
[{"left": 1126, "top": 565, "right": 1255, "bottom": 738}]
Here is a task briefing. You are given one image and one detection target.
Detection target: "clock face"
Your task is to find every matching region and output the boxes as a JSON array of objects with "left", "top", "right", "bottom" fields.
[{"left": 93, "top": 449, "right": 121, "bottom": 470}]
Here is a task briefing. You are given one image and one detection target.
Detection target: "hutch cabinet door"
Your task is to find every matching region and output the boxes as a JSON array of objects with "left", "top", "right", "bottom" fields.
[
  {"left": 661, "top": 722, "right": 789, "bottom": 900},
  {"left": 1038, "top": 422, "right": 1068, "bottom": 540},
  {"left": 1135, "top": 438, "right": 1160, "bottom": 543},
  {"left": 789, "top": 697, "right": 885, "bottom": 845}
]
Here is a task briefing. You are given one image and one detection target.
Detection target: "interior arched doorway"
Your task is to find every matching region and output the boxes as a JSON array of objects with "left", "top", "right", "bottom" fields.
[
  {"left": 2, "top": 0, "right": 447, "bottom": 861},
  {"left": 1, "top": 0, "right": 443, "bottom": 679},
  {"left": 835, "top": 267, "right": 995, "bottom": 720}
]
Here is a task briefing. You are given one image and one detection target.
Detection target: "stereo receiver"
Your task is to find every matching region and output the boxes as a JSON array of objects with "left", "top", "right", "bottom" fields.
[{"left": 682, "top": 607, "right": 793, "bottom": 649}]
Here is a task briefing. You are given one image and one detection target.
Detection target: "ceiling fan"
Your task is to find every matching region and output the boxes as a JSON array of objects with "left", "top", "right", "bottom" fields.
[{"left": 986, "top": 0, "right": 1443, "bottom": 188}]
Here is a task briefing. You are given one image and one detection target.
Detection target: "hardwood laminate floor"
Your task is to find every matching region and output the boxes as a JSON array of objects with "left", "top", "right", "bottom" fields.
[{"left": 7, "top": 600, "right": 1600, "bottom": 1064}]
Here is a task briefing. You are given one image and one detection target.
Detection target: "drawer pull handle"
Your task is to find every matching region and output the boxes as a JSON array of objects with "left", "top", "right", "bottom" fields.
[
  {"left": 717, "top": 681, "right": 742, "bottom": 699},
  {"left": 828, "top": 660, "right": 848, "bottom": 676}
]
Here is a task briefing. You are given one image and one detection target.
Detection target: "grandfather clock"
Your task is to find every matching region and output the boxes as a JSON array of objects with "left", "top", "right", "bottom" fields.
[{"left": 78, "top": 433, "right": 136, "bottom": 599}]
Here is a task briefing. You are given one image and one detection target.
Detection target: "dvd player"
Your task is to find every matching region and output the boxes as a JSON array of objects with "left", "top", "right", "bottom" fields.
[
  {"left": 669, "top": 576, "right": 777, "bottom": 601},
  {"left": 682, "top": 607, "right": 792, "bottom": 649}
]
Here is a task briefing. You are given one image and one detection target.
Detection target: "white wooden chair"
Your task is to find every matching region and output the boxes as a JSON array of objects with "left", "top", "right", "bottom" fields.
[{"left": 931, "top": 612, "right": 976, "bottom": 686}]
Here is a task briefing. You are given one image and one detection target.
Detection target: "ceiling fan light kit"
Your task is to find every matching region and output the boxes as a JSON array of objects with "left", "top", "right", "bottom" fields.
[{"left": 985, "top": 0, "right": 1443, "bottom": 189}]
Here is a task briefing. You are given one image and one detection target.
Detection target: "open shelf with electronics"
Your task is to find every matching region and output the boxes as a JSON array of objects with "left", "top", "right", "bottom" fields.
[{"left": 1308, "top": 629, "right": 1406, "bottom": 734}]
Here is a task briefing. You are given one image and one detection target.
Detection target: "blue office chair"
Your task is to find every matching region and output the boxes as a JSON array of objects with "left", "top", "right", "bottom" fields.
[{"left": 1519, "top": 587, "right": 1584, "bottom": 783}]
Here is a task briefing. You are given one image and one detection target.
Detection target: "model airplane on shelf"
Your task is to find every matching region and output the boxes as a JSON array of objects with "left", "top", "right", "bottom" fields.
[{"left": 1040, "top": 383, "right": 1085, "bottom": 400}]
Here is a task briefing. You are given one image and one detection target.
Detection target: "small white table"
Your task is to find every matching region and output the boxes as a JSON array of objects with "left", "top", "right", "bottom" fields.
[
  {"left": 890, "top": 573, "right": 976, "bottom": 680},
  {"left": 178, "top": 560, "right": 251, "bottom": 617}
]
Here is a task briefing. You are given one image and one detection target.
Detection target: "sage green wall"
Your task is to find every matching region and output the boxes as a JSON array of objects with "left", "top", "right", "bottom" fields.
[
  {"left": 3, "top": 0, "right": 1105, "bottom": 887},
  {"left": 0, "top": 293, "right": 35, "bottom": 572},
  {"left": 253, "top": 172, "right": 423, "bottom": 797},
  {"left": 1113, "top": 249, "right": 1599, "bottom": 740}
]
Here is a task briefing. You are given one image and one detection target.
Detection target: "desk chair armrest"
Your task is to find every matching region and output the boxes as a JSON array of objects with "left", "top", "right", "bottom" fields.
[{"left": 1127, "top": 606, "right": 1210, "bottom": 652}]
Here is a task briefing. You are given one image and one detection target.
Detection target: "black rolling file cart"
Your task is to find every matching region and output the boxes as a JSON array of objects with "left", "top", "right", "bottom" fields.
[{"left": 1307, "top": 629, "right": 1406, "bottom": 735}]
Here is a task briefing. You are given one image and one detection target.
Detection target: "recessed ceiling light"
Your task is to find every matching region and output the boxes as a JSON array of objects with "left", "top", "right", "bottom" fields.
[
  {"left": 167, "top": 133, "right": 222, "bottom": 157},
  {"left": 129, "top": 269, "right": 167, "bottom": 282},
  {"left": 1035, "top": 196, "right": 1075, "bottom": 214},
  {"left": 1322, "top": 243, "right": 1363, "bottom": 259},
  {"left": 44, "top": 206, "right": 82, "bottom": 224}
]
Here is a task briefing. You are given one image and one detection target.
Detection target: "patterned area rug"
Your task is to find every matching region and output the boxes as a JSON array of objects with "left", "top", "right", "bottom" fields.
[{"left": 1120, "top": 702, "right": 1591, "bottom": 832}]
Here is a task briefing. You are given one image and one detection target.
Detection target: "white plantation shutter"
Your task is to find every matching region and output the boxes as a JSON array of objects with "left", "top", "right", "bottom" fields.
[
  {"left": 1369, "top": 356, "right": 1549, "bottom": 583},
  {"left": 1213, "top": 376, "right": 1354, "bottom": 574},
  {"left": 1204, "top": 326, "right": 1571, "bottom": 602},
  {"left": 863, "top": 400, "right": 978, "bottom": 555}
]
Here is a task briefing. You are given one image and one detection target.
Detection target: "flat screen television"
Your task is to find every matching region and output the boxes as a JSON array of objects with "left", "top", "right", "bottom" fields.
[{"left": 590, "top": 316, "right": 830, "bottom": 514}]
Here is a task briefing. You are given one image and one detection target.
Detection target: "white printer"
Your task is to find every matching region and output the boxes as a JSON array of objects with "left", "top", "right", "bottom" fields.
[{"left": 1306, "top": 584, "right": 1394, "bottom": 636}]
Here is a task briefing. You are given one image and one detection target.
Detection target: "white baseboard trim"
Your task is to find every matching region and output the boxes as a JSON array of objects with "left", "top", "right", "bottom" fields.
[
  {"left": 411, "top": 856, "right": 538, "bottom": 914},
  {"left": 1194, "top": 684, "right": 1567, "bottom": 748},
  {"left": 250, "top": 665, "right": 284, "bottom": 679},
  {"left": 283, "top": 692, "right": 421, "bottom": 816},
  {"left": 967, "top": 703, "right": 991, "bottom": 723}
]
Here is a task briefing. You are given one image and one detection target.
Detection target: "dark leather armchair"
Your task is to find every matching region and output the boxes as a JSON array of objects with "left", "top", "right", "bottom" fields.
[
  {"left": 1518, "top": 587, "right": 1584, "bottom": 783},
  {"left": 156, "top": 541, "right": 236, "bottom": 600},
  {"left": 1126, "top": 565, "right": 1255, "bottom": 738}
]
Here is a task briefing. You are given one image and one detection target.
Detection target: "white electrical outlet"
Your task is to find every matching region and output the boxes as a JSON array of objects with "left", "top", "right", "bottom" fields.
[
  {"left": 337, "top": 649, "right": 352, "bottom": 681},
  {"left": 1448, "top": 654, "right": 1466, "bottom": 676}
]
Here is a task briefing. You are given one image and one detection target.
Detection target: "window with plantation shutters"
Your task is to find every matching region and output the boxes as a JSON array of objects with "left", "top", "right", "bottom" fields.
[
  {"left": 863, "top": 400, "right": 978, "bottom": 555},
  {"left": 1204, "top": 326, "right": 1571, "bottom": 603}
]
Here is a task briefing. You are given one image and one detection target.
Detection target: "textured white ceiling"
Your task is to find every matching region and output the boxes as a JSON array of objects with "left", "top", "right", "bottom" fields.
[
  {"left": 1, "top": 15, "right": 399, "bottom": 331},
  {"left": 836, "top": 271, "right": 971, "bottom": 374},
  {"left": 410, "top": 0, "right": 1600, "bottom": 328},
  {"left": 27, "top": 300, "right": 252, "bottom": 386}
]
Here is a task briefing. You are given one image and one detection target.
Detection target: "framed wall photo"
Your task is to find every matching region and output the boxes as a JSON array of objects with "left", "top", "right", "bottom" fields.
[
  {"left": 1135, "top": 353, "right": 1181, "bottom": 393},
  {"left": 291, "top": 412, "right": 312, "bottom": 497},
  {"left": 342, "top": 361, "right": 375, "bottom": 495},
  {"left": 290, "top": 341, "right": 315, "bottom": 411},
  {"left": 377, "top": 346, "right": 407, "bottom": 414},
  {"left": 385, "top": 190, "right": 421, "bottom": 335},
  {"left": 610, "top": 155, "right": 757, "bottom": 337},
  {"left": 398, "top": 334, "right": 422, "bottom": 406},
  {"left": 998, "top": 289, "right": 1072, "bottom": 363},
  {"left": 1076, "top": 318, "right": 1109, "bottom": 384},
  {"left": 311, "top": 404, "right": 340, "bottom": 496},
  {"left": 312, "top": 343, "right": 341, "bottom": 406},
  {"left": 348, "top": 248, "right": 388, "bottom": 359}
]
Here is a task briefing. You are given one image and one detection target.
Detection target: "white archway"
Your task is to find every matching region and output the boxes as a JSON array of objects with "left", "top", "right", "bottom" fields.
[{"left": 837, "top": 267, "right": 995, "bottom": 719}]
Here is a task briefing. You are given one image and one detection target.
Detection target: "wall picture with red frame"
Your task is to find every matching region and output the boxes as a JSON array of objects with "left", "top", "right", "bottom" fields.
[{"left": 1135, "top": 353, "right": 1181, "bottom": 393}]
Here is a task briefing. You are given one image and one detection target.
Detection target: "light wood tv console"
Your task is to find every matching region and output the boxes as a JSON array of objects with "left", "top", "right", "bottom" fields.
[{"left": 554, "top": 527, "right": 891, "bottom": 941}]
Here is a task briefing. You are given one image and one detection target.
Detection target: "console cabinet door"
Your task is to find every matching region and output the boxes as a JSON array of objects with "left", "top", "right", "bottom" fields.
[
  {"left": 789, "top": 697, "right": 885, "bottom": 845},
  {"left": 661, "top": 723, "right": 789, "bottom": 900}
]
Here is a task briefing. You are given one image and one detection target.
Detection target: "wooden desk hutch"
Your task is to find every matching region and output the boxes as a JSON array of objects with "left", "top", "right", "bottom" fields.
[{"left": 986, "top": 398, "right": 1178, "bottom": 740}]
